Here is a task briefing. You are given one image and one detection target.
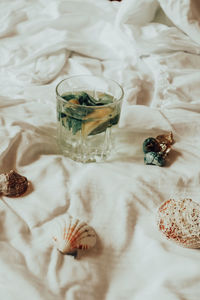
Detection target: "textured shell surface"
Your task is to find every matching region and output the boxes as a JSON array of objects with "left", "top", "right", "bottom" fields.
[
  {"left": 144, "top": 151, "right": 165, "bottom": 167},
  {"left": 156, "top": 131, "right": 173, "bottom": 146},
  {"left": 53, "top": 214, "right": 97, "bottom": 255},
  {"left": 157, "top": 198, "right": 200, "bottom": 248},
  {"left": 156, "top": 132, "right": 173, "bottom": 155},
  {"left": 0, "top": 170, "right": 28, "bottom": 197}
]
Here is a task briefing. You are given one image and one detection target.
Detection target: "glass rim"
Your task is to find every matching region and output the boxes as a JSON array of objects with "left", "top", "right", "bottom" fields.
[{"left": 55, "top": 74, "right": 124, "bottom": 108}]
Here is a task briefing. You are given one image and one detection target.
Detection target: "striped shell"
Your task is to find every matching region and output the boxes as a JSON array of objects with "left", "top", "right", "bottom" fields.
[
  {"left": 53, "top": 215, "right": 96, "bottom": 256},
  {"left": 157, "top": 198, "right": 200, "bottom": 248},
  {"left": 0, "top": 170, "right": 28, "bottom": 197}
]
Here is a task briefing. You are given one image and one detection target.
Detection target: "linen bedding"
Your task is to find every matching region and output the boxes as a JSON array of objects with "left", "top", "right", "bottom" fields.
[{"left": 0, "top": 0, "right": 200, "bottom": 299}]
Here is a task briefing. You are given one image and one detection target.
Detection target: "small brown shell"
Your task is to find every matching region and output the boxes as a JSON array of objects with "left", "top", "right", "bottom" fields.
[
  {"left": 156, "top": 132, "right": 173, "bottom": 155},
  {"left": 0, "top": 170, "right": 28, "bottom": 197},
  {"left": 156, "top": 131, "right": 173, "bottom": 145},
  {"left": 157, "top": 198, "right": 200, "bottom": 248}
]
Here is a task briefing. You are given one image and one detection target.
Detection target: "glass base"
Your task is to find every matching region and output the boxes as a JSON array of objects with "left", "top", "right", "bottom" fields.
[{"left": 57, "top": 125, "right": 114, "bottom": 163}]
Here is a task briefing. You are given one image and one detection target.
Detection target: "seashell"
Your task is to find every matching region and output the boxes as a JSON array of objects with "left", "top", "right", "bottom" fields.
[
  {"left": 143, "top": 138, "right": 161, "bottom": 154},
  {"left": 0, "top": 170, "right": 28, "bottom": 197},
  {"left": 157, "top": 198, "right": 200, "bottom": 248},
  {"left": 156, "top": 131, "right": 173, "bottom": 155},
  {"left": 143, "top": 132, "right": 174, "bottom": 167},
  {"left": 53, "top": 214, "right": 97, "bottom": 257},
  {"left": 156, "top": 131, "right": 173, "bottom": 146},
  {"left": 144, "top": 151, "right": 165, "bottom": 167}
]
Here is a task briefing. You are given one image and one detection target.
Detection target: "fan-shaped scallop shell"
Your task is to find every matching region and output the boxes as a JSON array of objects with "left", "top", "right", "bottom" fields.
[
  {"left": 53, "top": 215, "right": 96, "bottom": 256},
  {"left": 157, "top": 198, "right": 200, "bottom": 248},
  {"left": 0, "top": 170, "right": 28, "bottom": 197}
]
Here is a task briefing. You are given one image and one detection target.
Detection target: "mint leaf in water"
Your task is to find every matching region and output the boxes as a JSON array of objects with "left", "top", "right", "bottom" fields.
[
  {"left": 71, "top": 118, "right": 82, "bottom": 135},
  {"left": 60, "top": 92, "right": 117, "bottom": 136},
  {"left": 64, "top": 106, "right": 93, "bottom": 119},
  {"left": 89, "top": 113, "right": 120, "bottom": 135},
  {"left": 78, "top": 92, "right": 97, "bottom": 106},
  {"left": 62, "top": 94, "right": 78, "bottom": 101},
  {"left": 61, "top": 113, "right": 81, "bottom": 135},
  {"left": 78, "top": 92, "right": 114, "bottom": 106},
  {"left": 62, "top": 106, "right": 93, "bottom": 135},
  {"left": 60, "top": 112, "right": 67, "bottom": 118}
]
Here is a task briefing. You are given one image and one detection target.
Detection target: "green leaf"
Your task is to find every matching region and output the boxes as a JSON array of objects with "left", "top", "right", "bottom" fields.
[
  {"left": 60, "top": 112, "right": 67, "bottom": 118},
  {"left": 78, "top": 92, "right": 97, "bottom": 106},
  {"left": 61, "top": 114, "right": 82, "bottom": 135},
  {"left": 62, "top": 94, "right": 78, "bottom": 101},
  {"left": 110, "top": 113, "right": 120, "bottom": 126},
  {"left": 71, "top": 118, "right": 82, "bottom": 135},
  {"left": 64, "top": 106, "right": 93, "bottom": 119},
  {"left": 89, "top": 113, "right": 120, "bottom": 135},
  {"left": 59, "top": 92, "right": 116, "bottom": 136}
]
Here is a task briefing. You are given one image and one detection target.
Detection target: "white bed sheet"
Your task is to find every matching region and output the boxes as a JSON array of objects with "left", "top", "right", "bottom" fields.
[{"left": 1, "top": 1, "right": 200, "bottom": 299}]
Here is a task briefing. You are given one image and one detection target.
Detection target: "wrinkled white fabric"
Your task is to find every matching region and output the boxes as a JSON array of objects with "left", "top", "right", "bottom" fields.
[
  {"left": 1, "top": 1, "right": 200, "bottom": 300},
  {"left": 116, "top": 0, "right": 159, "bottom": 25},
  {"left": 159, "top": 0, "right": 200, "bottom": 44}
]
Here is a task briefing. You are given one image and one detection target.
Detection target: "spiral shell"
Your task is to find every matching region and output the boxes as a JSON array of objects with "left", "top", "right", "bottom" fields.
[
  {"left": 0, "top": 170, "right": 28, "bottom": 197},
  {"left": 157, "top": 198, "right": 200, "bottom": 248},
  {"left": 53, "top": 215, "right": 97, "bottom": 257}
]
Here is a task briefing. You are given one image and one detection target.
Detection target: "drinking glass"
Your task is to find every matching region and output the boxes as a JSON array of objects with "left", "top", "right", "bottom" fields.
[{"left": 56, "top": 75, "right": 124, "bottom": 162}]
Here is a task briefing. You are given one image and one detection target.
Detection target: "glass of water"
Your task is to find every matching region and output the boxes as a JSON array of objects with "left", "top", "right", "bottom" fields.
[{"left": 56, "top": 75, "right": 124, "bottom": 163}]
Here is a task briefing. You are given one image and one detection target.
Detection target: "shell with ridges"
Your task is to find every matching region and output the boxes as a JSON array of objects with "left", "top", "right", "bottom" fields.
[
  {"left": 53, "top": 214, "right": 96, "bottom": 256},
  {"left": 156, "top": 131, "right": 173, "bottom": 146},
  {"left": 0, "top": 170, "right": 28, "bottom": 197},
  {"left": 157, "top": 198, "right": 200, "bottom": 248},
  {"left": 156, "top": 131, "right": 173, "bottom": 155}
]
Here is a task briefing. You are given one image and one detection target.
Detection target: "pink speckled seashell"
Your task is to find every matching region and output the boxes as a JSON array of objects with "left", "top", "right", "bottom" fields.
[{"left": 157, "top": 198, "right": 200, "bottom": 248}]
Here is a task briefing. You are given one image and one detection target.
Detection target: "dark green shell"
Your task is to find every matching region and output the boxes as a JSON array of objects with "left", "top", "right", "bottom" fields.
[
  {"left": 143, "top": 137, "right": 160, "bottom": 154},
  {"left": 144, "top": 151, "right": 165, "bottom": 167}
]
